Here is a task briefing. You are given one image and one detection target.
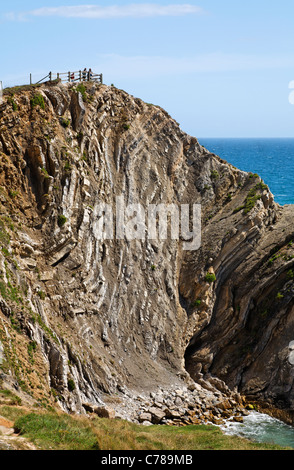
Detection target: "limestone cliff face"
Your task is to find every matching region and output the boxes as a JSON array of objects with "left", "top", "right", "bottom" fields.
[{"left": 0, "top": 81, "right": 294, "bottom": 418}]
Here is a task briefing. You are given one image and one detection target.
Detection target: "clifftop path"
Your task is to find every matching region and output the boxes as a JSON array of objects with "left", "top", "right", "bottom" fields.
[{"left": 0, "top": 81, "right": 294, "bottom": 424}]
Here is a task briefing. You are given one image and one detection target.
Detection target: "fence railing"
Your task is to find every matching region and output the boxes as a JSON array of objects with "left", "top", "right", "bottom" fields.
[{"left": 30, "top": 70, "right": 103, "bottom": 85}]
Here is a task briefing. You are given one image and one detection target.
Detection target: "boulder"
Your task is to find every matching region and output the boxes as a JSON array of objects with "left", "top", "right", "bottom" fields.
[
  {"left": 82, "top": 402, "right": 94, "bottom": 413},
  {"left": 94, "top": 406, "right": 116, "bottom": 419},
  {"left": 149, "top": 407, "right": 166, "bottom": 424},
  {"left": 164, "top": 409, "right": 182, "bottom": 420},
  {"left": 233, "top": 416, "right": 244, "bottom": 423},
  {"left": 138, "top": 412, "right": 152, "bottom": 423},
  {"left": 174, "top": 396, "right": 183, "bottom": 406}
]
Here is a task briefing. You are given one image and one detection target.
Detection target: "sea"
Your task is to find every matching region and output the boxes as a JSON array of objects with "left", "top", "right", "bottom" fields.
[
  {"left": 198, "top": 138, "right": 294, "bottom": 449},
  {"left": 198, "top": 138, "right": 294, "bottom": 206},
  {"left": 219, "top": 411, "right": 294, "bottom": 450}
]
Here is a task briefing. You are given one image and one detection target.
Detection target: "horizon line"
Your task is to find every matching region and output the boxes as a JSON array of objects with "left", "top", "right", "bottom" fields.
[{"left": 198, "top": 136, "right": 294, "bottom": 139}]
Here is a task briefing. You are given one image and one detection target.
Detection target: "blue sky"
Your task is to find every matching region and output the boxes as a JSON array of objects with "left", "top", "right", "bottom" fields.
[{"left": 1, "top": 0, "right": 294, "bottom": 137}]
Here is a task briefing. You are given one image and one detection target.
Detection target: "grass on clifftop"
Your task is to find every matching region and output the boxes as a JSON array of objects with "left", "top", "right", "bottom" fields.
[{"left": 0, "top": 405, "right": 290, "bottom": 451}]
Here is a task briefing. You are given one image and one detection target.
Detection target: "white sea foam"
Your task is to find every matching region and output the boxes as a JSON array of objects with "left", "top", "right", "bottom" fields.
[{"left": 219, "top": 411, "right": 294, "bottom": 448}]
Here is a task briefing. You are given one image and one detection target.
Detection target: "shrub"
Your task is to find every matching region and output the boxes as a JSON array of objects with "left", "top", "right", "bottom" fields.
[
  {"left": 68, "top": 379, "right": 75, "bottom": 392},
  {"left": 0, "top": 390, "right": 22, "bottom": 406},
  {"left": 27, "top": 341, "right": 37, "bottom": 363},
  {"left": 7, "top": 96, "right": 18, "bottom": 111},
  {"left": 243, "top": 194, "right": 261, "bottom": 214},
  {"left": 1, "top": 246, "right": 10, "bottom": 257},
  {"left": 9, "top": 190, "right": 18, "bottom": 198},
  {"left": 76, "top": 83, "right": 87, "bottom": 102},
  {"left": 64, "top": 160, "right": 71, "bottom": 171},
  {"left": 37, "top": 290, "right": 46, "bottom": 300},
  {"left": 210, "top": 170, "right": 219, "bottom": 179},
  {"left": 57, "top": 215, "right": 67, "bottom": 227},
  {"left": 287, "top": 269, "right": 294, "bottom": 279},
  {"left": 60, "top": 117, "right": 70, "bottom": 128},
  {"left": 205, "top": 272, "right": 216, "bottom": 283},
  {"left": 41, "top": 167, "right": 50, "bottom": 179},
  {"left": 0, "top": 220, "right": 10, "bottom": 246},
  {"left": 30, "top": 94, "right": 45, "bottom": 110},
  {"left": 233, "top": 181, "right": 267, "bottom": 215}
]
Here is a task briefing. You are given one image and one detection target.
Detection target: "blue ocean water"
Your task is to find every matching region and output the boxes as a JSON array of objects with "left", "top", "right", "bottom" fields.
[{"left": 198, "top": 138, "right": 294, "bottom": 206}]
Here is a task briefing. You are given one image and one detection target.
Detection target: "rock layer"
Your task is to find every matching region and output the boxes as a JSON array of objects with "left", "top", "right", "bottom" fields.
[{"left": 0, "top": 81, "right": 294, "bottom": 422}]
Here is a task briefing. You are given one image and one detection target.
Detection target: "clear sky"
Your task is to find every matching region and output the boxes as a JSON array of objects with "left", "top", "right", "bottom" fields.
[{"left": 1, "top": 0, "right": 294, "bottom": 137}]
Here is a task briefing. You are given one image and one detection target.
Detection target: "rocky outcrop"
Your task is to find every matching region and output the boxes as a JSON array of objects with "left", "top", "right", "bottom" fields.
[
  {"left": 0, "top": 80, "right": 294, "bottom": 423},
  {"left": 124, "top": 383, "right": 248, "bottom": 427}
]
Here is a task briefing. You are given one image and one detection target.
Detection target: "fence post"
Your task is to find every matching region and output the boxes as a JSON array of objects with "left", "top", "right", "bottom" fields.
[
  {"left": 100, "top": 74, "right": 103, "bottom": 84},
  {"left": 68, "top": 72, "right": 70, "bottom": 82},
  {"left": 49, "top": 71, "right": 52, "bottom": 81},
  {"left": 0, "top": 81, "right": 3, "bottom": 104},
  {"left": 30, "top": 73, "right": 32, "bottom": 85}
]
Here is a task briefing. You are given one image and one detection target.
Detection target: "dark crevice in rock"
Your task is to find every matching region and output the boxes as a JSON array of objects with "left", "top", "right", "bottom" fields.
[{"left": 51, "top": 251, "right": 71, "bottom": 267}]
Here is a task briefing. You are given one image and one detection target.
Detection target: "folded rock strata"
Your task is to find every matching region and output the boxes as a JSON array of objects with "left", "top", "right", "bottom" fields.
[{"left": 0, "top": 81, "right": 293, "bottom": 423}]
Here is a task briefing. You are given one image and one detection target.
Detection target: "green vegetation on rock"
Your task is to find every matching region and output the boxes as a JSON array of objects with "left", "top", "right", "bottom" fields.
[
  {"left": 57, "top": 214, "right": 67, "bottom": 227},
  {"left": 205, "top": 272, "right": 216, "bottom": 283},
  {"left": 234, "top": 181, "right": 268, "bottom": 215},
  {"left": 30, "top": 94, "right": 45, "bottom": 110}
]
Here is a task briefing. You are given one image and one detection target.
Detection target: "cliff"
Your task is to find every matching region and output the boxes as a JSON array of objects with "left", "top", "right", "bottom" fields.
[{"left": 0, "top": 81, "right": 294, "bottom": 425}]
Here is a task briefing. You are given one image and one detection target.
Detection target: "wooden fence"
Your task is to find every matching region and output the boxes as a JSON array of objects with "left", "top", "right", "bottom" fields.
[{"left": 31, "top": 70, "right": 103, "bottom": 85}]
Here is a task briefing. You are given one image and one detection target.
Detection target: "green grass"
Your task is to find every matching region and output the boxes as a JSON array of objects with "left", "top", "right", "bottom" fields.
[
  {"left": 3, "top": 83, "right": 42, "bottom": 96},
  {"left": 128, "top": 423, "right": 286, "bottom": 451},
  {"left": 0, "top": 407, "right": 288, "bottom": 451},
  {"left": 14, "top": 412, "right": 100, "bottom": 450},
  {"left": 0, "top": 406, "right": 27, "bottom": 421},
  {"left": 0, "top": 280, "right": 23, "bottom": 305},
  {"left": 0, "top": 390, "right": 22, "bottom": 406}
]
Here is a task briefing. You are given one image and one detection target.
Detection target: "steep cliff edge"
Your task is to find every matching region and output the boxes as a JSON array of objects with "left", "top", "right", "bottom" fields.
[{"left": 0, "top": 81, "right": 294, "bottom": 423}]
